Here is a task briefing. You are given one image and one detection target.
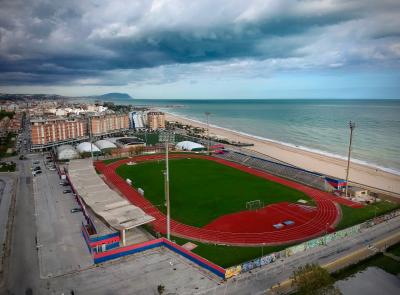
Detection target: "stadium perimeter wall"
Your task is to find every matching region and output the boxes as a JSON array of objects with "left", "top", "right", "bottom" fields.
[
  {"left": 92, "top": 238, "right": 226, "bottom": 279},
  {"left": 81, "top": 223, "right": 120, "bottom": 253},
  {"left": 224, "top": 209, "right": 400, "bottom": 279}
]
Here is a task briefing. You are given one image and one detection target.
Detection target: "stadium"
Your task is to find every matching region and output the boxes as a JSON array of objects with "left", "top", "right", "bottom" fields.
[
  {"left": 67, "top": 144, "right": 399, "bottom": 270},
  {"left": 95, "top": 153, "right": 363, "bottom": 246}
]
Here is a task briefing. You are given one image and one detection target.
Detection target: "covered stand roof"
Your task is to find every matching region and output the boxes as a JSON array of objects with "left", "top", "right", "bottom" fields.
[{"left": 68, "top": 159, "right": 154, "bottom": 231}]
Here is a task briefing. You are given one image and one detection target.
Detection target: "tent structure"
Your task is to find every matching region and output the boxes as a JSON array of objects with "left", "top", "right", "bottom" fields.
[
  {"left": 95, "top": 139, "right": 117, "bottom": 150},
  {"left": 57, "top": 144, "right": 79, "bottom": 160},
  {"left": 175, "top": 141, "right": 206, "bottom": 151},
  {"left": 76, "top": 142, "right": 101, "bottom": 154}
]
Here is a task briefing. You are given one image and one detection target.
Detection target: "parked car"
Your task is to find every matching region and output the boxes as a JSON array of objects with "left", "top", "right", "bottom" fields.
[
  {"left": 33, "top": 166, "right": 41, "bottom": 171},
  {"left": 62, "top": 183, "right": 70, "bottom": 186},
  {"left": 70, "top": 208, "right": 82, "bottom": 213},
  {"left": 35, "top": 170, "right": 42, "bottom": 175},
  {"left": 63, "top": 189, "right": 72, "bottom": 194},
  {"left": 33, "top": 160, "right": 40, "bottom": 164},
  {"left": 59, "top": 182, "right": 66, "bottom": 185},
  {"left": 49, "top": 168, "right": 56, "bottom": 171}
]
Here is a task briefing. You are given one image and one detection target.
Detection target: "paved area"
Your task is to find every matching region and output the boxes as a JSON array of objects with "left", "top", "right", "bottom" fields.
[
  {"left": 32, "top": 155, "right": 92, "bottom": 278},
  {"left": 48, "top": 248, "right": 218, "bottom": 295},
  {"left": 0, "top": 173, "right": 16, "bottom": 276},
  {"left": 4, "top": 157, "right": 40, "bottom": 295}
]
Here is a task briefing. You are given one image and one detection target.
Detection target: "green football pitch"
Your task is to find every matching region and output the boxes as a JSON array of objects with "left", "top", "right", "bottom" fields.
[{"left": 115, "top": 157, "right": 311, "bottom": 227}]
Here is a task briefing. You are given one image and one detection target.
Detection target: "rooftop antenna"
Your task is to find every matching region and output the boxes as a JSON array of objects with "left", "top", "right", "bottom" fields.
[{"left": 345, "top": 121, "right": 356, "bottom": 198}]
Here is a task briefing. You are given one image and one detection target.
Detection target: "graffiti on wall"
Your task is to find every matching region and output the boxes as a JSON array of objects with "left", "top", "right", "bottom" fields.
[{"left": 225, "top": 265, "right": 242, "bottom": 279}]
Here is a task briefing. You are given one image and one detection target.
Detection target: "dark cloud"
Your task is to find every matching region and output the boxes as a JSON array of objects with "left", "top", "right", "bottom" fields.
[{"left": 0, "top": 0, "right": 399, "bottom": 86}]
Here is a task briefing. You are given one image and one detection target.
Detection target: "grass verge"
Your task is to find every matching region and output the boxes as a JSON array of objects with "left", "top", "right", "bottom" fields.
[{"left": 337, "top": 201, "right": 400, "bottom": 230}]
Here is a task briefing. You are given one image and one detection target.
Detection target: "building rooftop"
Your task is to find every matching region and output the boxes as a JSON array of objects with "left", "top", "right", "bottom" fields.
[{"left": 68, "top": 159, "right": 154, "bottom": 231}]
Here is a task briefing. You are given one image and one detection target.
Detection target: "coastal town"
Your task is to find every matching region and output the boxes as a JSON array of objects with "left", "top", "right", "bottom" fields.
[{"left": 0, "top": 94, "right": 399, "bottom": 294}]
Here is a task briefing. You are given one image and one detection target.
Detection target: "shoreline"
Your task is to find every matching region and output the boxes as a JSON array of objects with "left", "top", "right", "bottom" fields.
[{"left": 164, "top": 112, "right": 400, "bottom": 196}]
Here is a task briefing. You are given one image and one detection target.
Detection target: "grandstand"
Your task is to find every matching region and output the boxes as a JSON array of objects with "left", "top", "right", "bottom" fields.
[{"left": 216, "top": 150, "right": 326, "bottom": 191}]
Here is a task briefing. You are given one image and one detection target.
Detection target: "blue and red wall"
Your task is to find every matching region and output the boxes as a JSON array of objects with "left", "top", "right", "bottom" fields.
[
  {"left": 81, "top": 223, "right": 120, "bottom": 253},
  {"left": 92, "top": 238, "right": 226, "bottom": 279}
]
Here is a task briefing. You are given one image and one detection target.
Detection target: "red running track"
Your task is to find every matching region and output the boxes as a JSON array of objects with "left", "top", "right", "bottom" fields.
[{"left": 95, "top": 154, "right": 362, "bottom": 246}]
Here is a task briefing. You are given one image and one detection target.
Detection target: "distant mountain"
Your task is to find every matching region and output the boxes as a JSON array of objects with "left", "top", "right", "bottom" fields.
[{"left": 98, "top": 93, "right": 133, "bottom": 99}]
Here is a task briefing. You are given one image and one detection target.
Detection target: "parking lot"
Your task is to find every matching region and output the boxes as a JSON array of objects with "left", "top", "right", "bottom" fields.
[{"left": 31, "top": 154, "right": 93, "bottom": 278}]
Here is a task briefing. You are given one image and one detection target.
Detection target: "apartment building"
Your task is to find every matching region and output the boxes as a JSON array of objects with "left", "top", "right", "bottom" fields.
[
  {"left": 31, "top": 117, "right": 87, "bottom": 148},
  {"left": 147, "top": 112, "right": 165, "bottom": 130},
  {"left": 90, "top": 113, "right": 129, "bottom": 136}
]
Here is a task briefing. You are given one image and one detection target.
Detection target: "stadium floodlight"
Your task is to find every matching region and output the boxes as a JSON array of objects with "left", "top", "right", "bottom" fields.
[
  {"left": 345, "top": 121, "right": 356, "bottom": 198},
  {"left": 159, "top": 131, "right": 175, "bottom": 240}
]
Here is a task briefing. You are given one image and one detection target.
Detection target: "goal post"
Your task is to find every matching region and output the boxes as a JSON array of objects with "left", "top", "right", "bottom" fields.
[{"left": 246, "top": 200, "right": 263, "bottom": 211}]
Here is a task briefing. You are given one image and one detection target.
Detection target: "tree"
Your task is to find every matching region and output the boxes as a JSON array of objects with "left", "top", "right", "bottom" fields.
[
  {"left": 157, "top": 284, "right": 165, "bottom": 294},
  {"left": 291, "top": 264, "right": 341, "bottom": 295}
]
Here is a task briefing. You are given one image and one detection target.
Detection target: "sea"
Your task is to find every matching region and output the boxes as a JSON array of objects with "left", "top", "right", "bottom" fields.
[{"left": 101, "top": 98, "right": 400, "bottom": 174}]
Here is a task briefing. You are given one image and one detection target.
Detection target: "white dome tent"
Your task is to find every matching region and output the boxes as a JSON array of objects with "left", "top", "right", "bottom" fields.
[
  {"left": 94, "top": 139, "right": 117, "bottom": 150},
  {"left": 76, "top": 142, "right": 101, "bottom": 154},
  {"left": 57, "top": 145, "right": 79, "bottom": 160},
  {"left": 175, "top": 141, "right": 206, "bottom": 151}
]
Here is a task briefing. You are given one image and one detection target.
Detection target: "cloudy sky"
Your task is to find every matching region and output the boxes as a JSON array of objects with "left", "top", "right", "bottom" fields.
[{"left": 0, "top": 0, "right": 399, "bottom": 99}]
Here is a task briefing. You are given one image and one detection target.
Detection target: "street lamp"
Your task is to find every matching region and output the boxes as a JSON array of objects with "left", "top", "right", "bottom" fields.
[
  {"left": 88, "top": 116, "right": 94, "bottom": 160},
  {"left": 205, "top": 112, "right": 211, "bottom": 154},
  {"left": 345, "top": 121, "right": 356, "bottom": 198}
]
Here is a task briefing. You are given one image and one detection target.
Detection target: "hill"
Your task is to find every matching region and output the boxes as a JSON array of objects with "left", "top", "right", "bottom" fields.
[{"left": 98, "top": 93, "right": 132, "bottom": 99}]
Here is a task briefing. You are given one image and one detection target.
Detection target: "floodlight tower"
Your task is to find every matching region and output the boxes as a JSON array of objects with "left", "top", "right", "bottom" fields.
[
  {"left": 205, "top": 112, "right": 211, "bottom": 154},
  {"left": 345, "top": 121, "right": 356, "bottom": 198},
  {"left": 159, "top": 131, "right": 175, "bottom": 240}
]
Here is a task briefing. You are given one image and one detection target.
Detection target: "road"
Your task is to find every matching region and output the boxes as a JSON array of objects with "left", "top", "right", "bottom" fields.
[
  {"left": 0, "top": 173, "right": 16, "bottom": 280},
  {"left": 195, "top": 214, "right": 400, "bottom": 295},
  {"left": 3, "top": 158, "right": 41, "bottom": 295}
]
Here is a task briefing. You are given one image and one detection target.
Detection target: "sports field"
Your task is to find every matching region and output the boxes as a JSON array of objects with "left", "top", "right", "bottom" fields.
[
  {"left": 96, "top": 153, "right": 399, "bottom": 266},
  {"left": 116, "top": 157, "right": 311, "bottom": 227},
  {"left": 96, "top": 154, "right": 350, "bottom": 245}
]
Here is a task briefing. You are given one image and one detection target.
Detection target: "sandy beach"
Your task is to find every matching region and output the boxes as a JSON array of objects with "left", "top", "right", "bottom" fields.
[{"left": 166, "top": 113, "right": 400, "bottom": 196}]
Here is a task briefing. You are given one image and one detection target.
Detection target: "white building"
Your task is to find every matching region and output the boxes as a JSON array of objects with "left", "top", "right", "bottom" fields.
[{"left": 129, "top": 111, "right": 146, "bottom": 129}]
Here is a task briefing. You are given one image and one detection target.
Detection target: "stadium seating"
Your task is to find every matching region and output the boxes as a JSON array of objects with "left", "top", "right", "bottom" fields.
[{"left": 216, "top": 150, "right": 326, "bottom": 191}]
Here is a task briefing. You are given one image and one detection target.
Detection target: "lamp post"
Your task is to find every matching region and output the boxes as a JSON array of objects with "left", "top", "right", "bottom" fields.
[
  {"left": 88, "top": 116, "right": 94, "bottom": 160},
  {"left": 345, "top": 121, "right": 356, "bottom": 198},
  {"left": 205, "top": 112, "right": 211, "bottom": 154},
  {"left": 159, "top": 131, "right": 175, "bottom": 240}
]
